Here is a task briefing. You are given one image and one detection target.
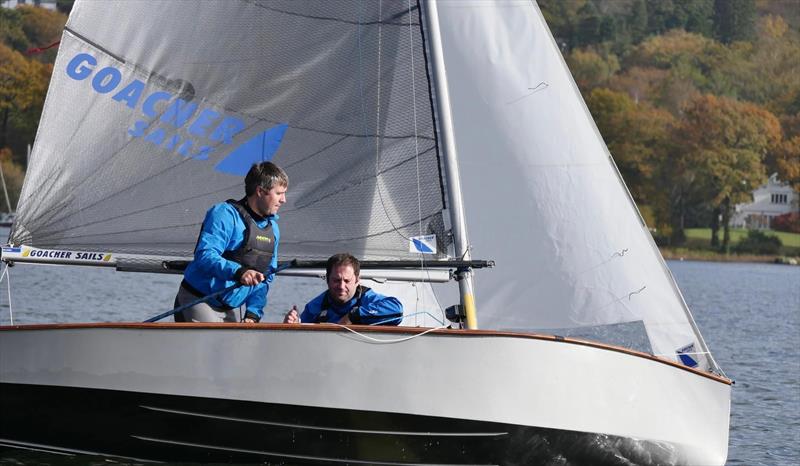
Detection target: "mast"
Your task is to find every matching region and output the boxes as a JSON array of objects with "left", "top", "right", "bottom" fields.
[{"left": 420, "top": 0, "right": 478, "bottom": 329}]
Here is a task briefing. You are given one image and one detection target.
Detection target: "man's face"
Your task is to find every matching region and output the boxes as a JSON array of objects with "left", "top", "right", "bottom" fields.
[
  {"left": 327, "top": 264, "right": 359, "bottom": 305},
  {"left": 254, "top": 184, "right": 287, "bottom": 217}
]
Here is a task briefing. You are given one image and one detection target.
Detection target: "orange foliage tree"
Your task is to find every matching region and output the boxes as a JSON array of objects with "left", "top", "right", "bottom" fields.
[
  {"left": 0, "top": 43, "right": 51, "bottom": 162},
  {"left": 675, "top": 94, "right": 782, "bottom": 251}
]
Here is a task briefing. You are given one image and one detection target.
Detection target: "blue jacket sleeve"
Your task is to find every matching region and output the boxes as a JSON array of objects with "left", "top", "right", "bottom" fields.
[
  {"left": 352, "top": 290, "right": 404, "bottom": 326},
  {"left": 192, "top": 204, "right": 244, "bottom": 281},
  {"left": 299, "top": 292, "right": 326, "bottom": 323}
]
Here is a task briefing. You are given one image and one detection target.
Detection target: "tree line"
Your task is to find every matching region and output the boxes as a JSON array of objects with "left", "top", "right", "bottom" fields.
[
  {"left": 0, "top": 1, "right": 798, "bottom": 251},
  {"left": 0, "top": 4, "right": 66, "bottom": 210},
  {"left": 540, "top": 0, "right": 799, "bottom": 251}
]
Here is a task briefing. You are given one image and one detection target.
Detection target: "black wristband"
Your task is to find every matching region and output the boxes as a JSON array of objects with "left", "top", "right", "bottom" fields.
[
  {"left": 234, "top": 267, "right": 254, "bottom": 282},
  {"left": 243, "top": 311, "right": 261, "bottom": 323}
]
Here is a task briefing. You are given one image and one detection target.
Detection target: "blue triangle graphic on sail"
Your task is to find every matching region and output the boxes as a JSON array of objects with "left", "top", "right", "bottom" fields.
[
  {"left": 678, "top": 353, "right": 699, "bottom": 368},
  {"left": 215, "top": 123, "right": 288, "bottom": 175},
  {"left": 412, "top": 238, "right": 434, "bottom": 253}
]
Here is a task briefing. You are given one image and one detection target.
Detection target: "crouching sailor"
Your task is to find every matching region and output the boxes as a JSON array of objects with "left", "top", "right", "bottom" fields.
[
  {"left": 175, "top": 162, "right": 288, "bottom": 323},
  {"left": 283, "top": 253, "right": 403, "bottom": 326}
]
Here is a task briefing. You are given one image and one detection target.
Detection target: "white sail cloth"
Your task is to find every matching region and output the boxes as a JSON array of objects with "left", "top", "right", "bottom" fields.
[
  {"left": 12, "top": 0, "right": 447, "bottom": 261},
  {"left": 430, "top": 1, "right": 715, "bottom": 371}
]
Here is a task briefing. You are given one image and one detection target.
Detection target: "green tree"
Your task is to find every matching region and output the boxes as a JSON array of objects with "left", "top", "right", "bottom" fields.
[
  {"left": 628, "top": 0, "right": 648, "bottom": 43},
  {"left": 0, "top": 8, "right": 29, "bottom": 52},
  {"left": 567, "top": 48, "right": 620, "bottom": 89},
  {"left": 714, "top": 0, "right": 756, "bottom": 43},
  {"left": 56, "top": 0, "right": 75, "bottom": 15},
  {"left": 680, "top": 0, "right": 715, "bottom": 37}
]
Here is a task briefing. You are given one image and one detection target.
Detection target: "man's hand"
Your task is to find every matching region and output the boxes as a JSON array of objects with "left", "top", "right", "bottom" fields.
[
  {"left": 242, "top": 317, "right": 256, "bottom": 323},
  {"left": 284, "top": 305, "right": 300, "bottom": 324},
  {"left": 239, "top": 269, "right": 265, "bottom": 286},
  {"left": 338, "top": 314, "right": 352, "bottom": 325}
]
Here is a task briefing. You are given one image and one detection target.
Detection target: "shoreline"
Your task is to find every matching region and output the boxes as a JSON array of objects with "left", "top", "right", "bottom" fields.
[{"left": 659, "top": 247, "right": 799, "bottom": 265}]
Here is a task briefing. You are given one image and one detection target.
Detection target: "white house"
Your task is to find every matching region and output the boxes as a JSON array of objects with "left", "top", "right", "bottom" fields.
[
  {"left": 731, "top": 173, "right": 799, "bottom": 229},
  {"left": 0, "top": 0, "right": 57, "bottom": 11}
]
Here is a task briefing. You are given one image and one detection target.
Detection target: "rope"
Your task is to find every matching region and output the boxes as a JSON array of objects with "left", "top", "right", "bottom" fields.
[
  {"left": 26, "top": 40, "right": 60, "bottom": 55},
  {"left": 332, "top": 322, "right": 448, "bottom": 344}
]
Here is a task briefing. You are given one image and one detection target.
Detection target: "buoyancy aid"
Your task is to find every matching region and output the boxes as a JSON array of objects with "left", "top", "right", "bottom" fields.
[
  {"left": 221, "top": 198, "right": 276, "bottom": 273},
  {"left": 315, "top": 285, "right": 371, "bottom": 323}
]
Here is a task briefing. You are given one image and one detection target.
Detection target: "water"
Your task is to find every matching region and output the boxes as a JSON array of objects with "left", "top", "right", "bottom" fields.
[
  {"left": 665, "top": 260, "right": 800, "bottom": 466},
  {"left": 1, "top": 251, "right": 798, "bottom": 465}
]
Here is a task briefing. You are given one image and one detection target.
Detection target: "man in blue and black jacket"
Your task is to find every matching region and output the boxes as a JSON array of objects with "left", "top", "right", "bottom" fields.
[
  {"left": 284, "top": 253, "right": 403, "bottom": 326},
  {"left": 175, "top": 162, "right": 288, "bottom": 323}
]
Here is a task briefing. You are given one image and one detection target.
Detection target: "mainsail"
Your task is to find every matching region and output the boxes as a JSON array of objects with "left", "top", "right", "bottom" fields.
[
  {"left": 7, "top": 0, "right": 720, "bottom": 372},
  {"left": 11, "top": 0, "right": 448, "bottom": 262}
]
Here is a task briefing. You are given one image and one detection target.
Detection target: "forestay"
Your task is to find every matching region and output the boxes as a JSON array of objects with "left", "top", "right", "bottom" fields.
[
  {"left": 10, "top": 0, "right": 449, "bottom": 262},
  {"left": 430, "top": 0, "right": 719, "bottom": 372}
]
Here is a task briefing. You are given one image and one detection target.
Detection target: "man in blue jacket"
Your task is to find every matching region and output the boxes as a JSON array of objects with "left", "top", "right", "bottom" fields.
[
  {"left": 283, "top": 253, "right": 403, "bottom": 325},
  {"left": 174, "top": 162, "right": 288, "bottom": 323}
]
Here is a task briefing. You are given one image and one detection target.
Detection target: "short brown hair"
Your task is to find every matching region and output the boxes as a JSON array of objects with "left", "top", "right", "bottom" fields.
[
  {"left": 245, "top": 162, "right": 289, "bottom": 196},
  {"left": 326, "top": 253, "right": 360, "bottom": 278}
]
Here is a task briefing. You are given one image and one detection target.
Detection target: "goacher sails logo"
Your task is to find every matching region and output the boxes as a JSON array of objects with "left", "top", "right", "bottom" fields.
[{"left": 65, "top": 52, "right": 287, "bottom": 176}]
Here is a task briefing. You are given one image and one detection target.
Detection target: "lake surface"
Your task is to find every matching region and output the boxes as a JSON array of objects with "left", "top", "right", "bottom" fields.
[{"left": 0, "top": 249, "right": 798, "bottom": 465}]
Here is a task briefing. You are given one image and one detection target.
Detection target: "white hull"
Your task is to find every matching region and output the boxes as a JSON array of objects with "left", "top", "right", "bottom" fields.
[{"left": 0, "top": 324, "right": 730, "bottom": 464}]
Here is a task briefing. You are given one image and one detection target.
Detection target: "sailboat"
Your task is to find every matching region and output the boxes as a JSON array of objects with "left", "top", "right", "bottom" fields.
[{"left": 0, "top": 1, "right": 731, "bottom": 464}]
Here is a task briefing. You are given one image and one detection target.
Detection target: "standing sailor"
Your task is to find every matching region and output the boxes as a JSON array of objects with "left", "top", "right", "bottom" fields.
[{"left": 175, "top": 162, "right": 289, "bottom": 323}]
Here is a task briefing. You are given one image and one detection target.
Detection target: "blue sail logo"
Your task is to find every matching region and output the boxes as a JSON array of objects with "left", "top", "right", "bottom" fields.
[
  {"left": 215, "top": 124, "right": 287, "bottom": 175},
  {"left": 64, "top": 52, "right": 287, "bottom": 176}
]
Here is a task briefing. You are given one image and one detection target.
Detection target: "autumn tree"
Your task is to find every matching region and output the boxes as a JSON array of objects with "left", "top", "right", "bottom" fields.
[
  {"left": 607, "top": 66, "right": 669, "bottom": 104},
  {"left": 17, "top": 5, "right": 67, "bottom": 63},
  {"left": 769, "top": 113, "right": 800, "bottom": 191},
  {"left": 624, "top": 30, "right": 727, "bottom": 112},
  {"left": 586, "top": 88, "right": 676, "bottom": 230},
  {"left": 0, "top": 43, "right": 51, "bottom": 163},
  {"left": 731, "top": 16, "right": 800, "bottom": 114},
  {"left": 566, "top": 48, "right": 620, "bottom": 90},
  {"left": 675, "top": 95, "right": 781, "bottom": 251},
  {"left": 0, "top": 148, "right": 24, "bottom": 212}
]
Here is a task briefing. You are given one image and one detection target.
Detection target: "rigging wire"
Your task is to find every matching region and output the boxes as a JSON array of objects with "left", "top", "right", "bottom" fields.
[
  {"left": 0, "top": 262, "right": 12, "bottom": 325},
  {"left": 406, "top": 0, "right": 435, "bottom": 327},
  {"left": 353, "top": 1, "right": 448, "bottom": 325}
]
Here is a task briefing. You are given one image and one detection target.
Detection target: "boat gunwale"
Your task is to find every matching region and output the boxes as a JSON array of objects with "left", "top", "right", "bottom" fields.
[{"left": 0, "top": 322, "right": 732, "bottom": 385}]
